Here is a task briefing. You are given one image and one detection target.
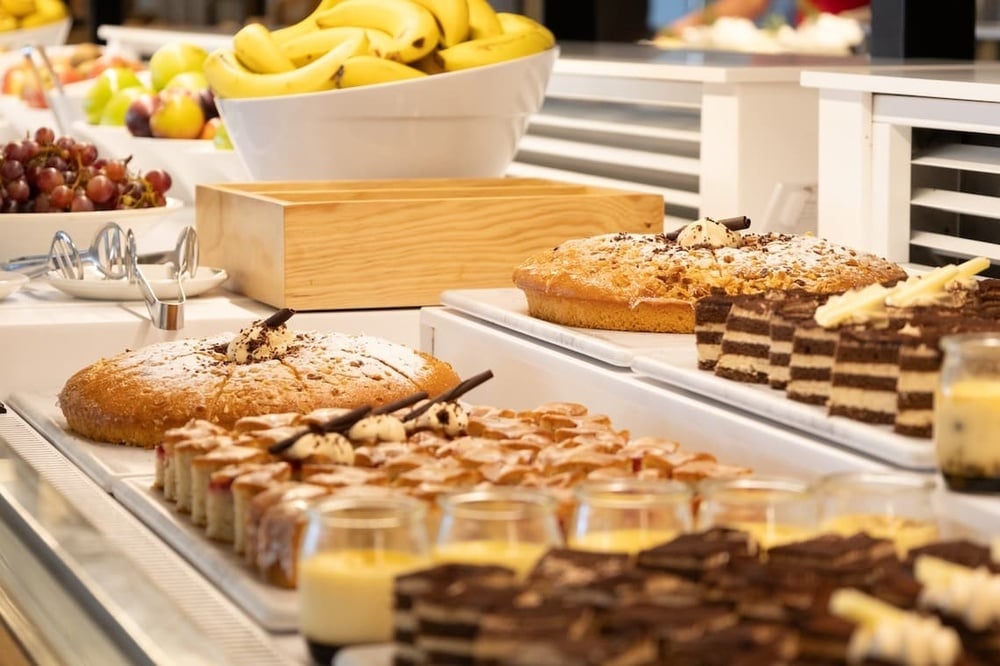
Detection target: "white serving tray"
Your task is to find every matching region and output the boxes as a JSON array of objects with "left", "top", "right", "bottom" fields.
[
  {"left": 439, "top": 288, "right": 936, "bottom": 471},
  {"left": 112, "top": 475, "right": 299, "bottom": 632},
  {"left": 630, "top": 350, "right": 936, "bottom": 470},
  {"left": 439, "top": 288, "right": 690, "bottom": 367},
  {"left": 8, "top": 392, "right": 152, "bottom": 489}
]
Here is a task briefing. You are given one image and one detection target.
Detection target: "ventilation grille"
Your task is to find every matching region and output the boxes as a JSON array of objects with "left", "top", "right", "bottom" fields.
[
  {"left": 910, "top": 127, "right": 1000, "bottom": 275},
  {"left": 513, "top": 85, "right": 702, "bottom": 227}
]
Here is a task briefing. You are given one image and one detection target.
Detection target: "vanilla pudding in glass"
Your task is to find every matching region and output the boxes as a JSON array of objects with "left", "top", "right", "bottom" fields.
[
  {"left": 298, "top": 495, "right": 430, "bottom": 664},
  {"left": 433, "top": 488, "right": 563, "bottom": 578},
  {"left": 817, "top": 471, "right": 939, "bottom": 555},
  {"left": 935, "top": 333, "right": 1000, "bottom": 493},
  {"left": 568, "top": 479, "right": 693, "bottom": 554},
  {"left": 697, "top": 476, "right": 817, "bottom": 550}
]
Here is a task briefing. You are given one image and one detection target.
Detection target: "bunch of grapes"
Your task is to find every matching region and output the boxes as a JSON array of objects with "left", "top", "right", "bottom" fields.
[{"left": 0, "top": 127, "right": 173, "bottom": 214}]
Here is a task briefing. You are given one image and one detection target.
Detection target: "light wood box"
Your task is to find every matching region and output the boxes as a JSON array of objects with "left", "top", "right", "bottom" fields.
[{"left": 195, "top": 178, "right": 663, "bottom": 310}]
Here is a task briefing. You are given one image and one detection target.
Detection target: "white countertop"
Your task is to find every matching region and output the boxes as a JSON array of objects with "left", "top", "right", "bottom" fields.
[
  {"left": 0, "top": 279, "right": 421, "bottom": 398},
  {"left": 801, "top": 61, "right": 1000, "bottom": 100}
]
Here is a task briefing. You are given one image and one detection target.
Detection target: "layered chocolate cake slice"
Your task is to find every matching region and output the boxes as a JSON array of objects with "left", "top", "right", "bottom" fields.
[
  {"left": 786, "top": 319, "right": 842, "bottom": 406},
  {"left": 828, "top": 328, "right": 904, "bottom": 425},
  {"left": 636, "top": 527, "right": 758, "bottom": 582},
  {"left": 768, "top": 296, "right": 825, "bottom": 390},
  {"left": 714, "top": 295, "right": 779, "bottom": 384},
  {"left": 694, "top": 292, "right": 737, "bottom": 371}
]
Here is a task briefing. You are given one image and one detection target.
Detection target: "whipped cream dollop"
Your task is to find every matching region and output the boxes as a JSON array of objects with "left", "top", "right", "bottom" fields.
[
  {"left": 281, "top": 431, "right": 354, "bottom": 465},
  {"left": 675, "top": 218, "right": 743, "bottom": 249},
  {"left": 917, "top": 557, "right": 1000, "bottom": 632},
  {"left": 348, "top": 414, "right": 407, "bottom": 444},
  {"left": 226, "top": 318, "right": 295, "bottom": 364},
  {"left": 846, "top": 613, "right": 960, "bottom": 666},
  {"left": 406, "top": 401, "right": 468, "bottom": 437}
]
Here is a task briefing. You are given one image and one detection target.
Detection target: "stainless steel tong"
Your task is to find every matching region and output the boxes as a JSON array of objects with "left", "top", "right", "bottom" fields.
[{"left": 126, "top": 227, "right": 197, "bottom": 331}]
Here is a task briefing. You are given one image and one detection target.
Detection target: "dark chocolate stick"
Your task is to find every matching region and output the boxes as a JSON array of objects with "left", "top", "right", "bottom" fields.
[
  {"left": 664, "top": 216, "right": 751, "bottom": 241},
  {"left": 402, "top": 370, "right": 494, "bottom": 422},
  {"left": 372, "top": 391, "right": 429, "bottom": 416},
  {"left": 264, "top": 308, "right": 296, "bottom": 328},
  {"left": 267, "top": 404, "right": 372, "bottom": 454}
]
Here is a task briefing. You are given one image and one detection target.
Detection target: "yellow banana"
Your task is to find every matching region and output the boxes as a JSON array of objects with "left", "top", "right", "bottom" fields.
[
  {"left": 0, "top": 14, "right": 15, "bottom": 31},
  {"left": 333, "top": 54, "right": 426, "bottom": 88},
  {"left": 497, "top": 12, "right": 555, "bottom": 43},
  {"left": 466, "top": 0, "right": 501, "bottom": 39},
  {"left": 410, "top": 50, "right": 445, "bottom": 74},
  {"left": 232, "top": 22, "right": 297, "bottom": 74},
  {"left": 436, "top": 24, "right": 553, "bottom": 71},
  {"left": 280, "top": 26, "right": 392, "bottom": 65},
  {"left": 409, "top": 0, "right": 467, "bottom": 47},
  {"left": 315, "top": 0, "right": 440, "bottom": 63},
  {"left": 1, "top": 0, "right": 34, "bottom": 18},
  {"left": 204, "top": 34, "right": 368, "bottom": 99},
  {"left": 271, "top": 0, "right": 345, "bottom": 45}
]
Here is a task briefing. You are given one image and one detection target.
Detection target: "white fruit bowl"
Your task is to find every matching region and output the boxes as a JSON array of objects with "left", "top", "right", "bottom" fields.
[
  {"left": 0, "top": 17, "right": 71, "bottom": 49},
  {"left": 216, "top": 46, "right": 558, "bottom": 181}
]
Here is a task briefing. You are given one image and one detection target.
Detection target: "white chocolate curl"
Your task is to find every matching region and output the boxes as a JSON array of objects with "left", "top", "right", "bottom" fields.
[
  {"left": 226, "top": 320, "right": 295, "bottom": 364},
  {"left": 675, "top": 218, "right": 743, "bottom": 249}
]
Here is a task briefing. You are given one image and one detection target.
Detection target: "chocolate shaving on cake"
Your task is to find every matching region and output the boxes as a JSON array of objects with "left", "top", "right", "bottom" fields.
[
  {"left": 372, "top": 391, "right": 429, "bottom": 416},
  {"left": 263, "top": 308, "right": 296, "bottom": 328},
  {"left": 267, "top": 404, "right": 372, "bottom": 454},
  {"left": 0, "top": 401, "right": 6, "bottom": 414},
  {"left": 402, "top": 370, "right": 494, "bottom": 422},
  {"left": 665, "top": 215, "right": 752, "bottom": 241}
]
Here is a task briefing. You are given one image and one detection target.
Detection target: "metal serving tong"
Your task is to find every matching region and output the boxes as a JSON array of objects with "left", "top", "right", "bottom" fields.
[
  {"left": 21, "top": 44, "right": 73, "bottom": 135},
  {"left": 126, "top": 228, "right": 196, "bottom": 331}
]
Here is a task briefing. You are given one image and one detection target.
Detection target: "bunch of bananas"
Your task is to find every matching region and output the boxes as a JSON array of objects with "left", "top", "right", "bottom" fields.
[
  {"left": 0, "top": 0, "right": 67, "bottom": 32},
  {"left": 203, "top": 0, "right": 555, "bottom": 99}
]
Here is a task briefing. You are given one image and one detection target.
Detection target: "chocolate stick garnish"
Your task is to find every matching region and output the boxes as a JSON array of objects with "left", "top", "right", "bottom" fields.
[
  {"left": 664, "top": 215, "right": 751, "bottom": 241},
  {"left": 267, "top": 404, "right": 372, "bottom": 454},
  {"left": 371, "top": 391, "right": 429, "bottom": 416},
  {"left": 402, "top": 370, "right": 494, "bottom": 422},
  {"left": 264, "top": 308, "right": 296, "bottom": 328}
]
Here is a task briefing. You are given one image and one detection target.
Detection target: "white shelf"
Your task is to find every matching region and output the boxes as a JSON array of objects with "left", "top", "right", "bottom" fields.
[
  {"left": 912, "top": 143, "right": 1000, "bottom": 175},
  {"left": 911, "top": 187, "right": 1000, "bottom": 220},
  {"left": 516, "top": 135, "right": 702, "bottom": 177},
  {"left": 909, "top": 231, "right": 1000, "bottom": 263}
]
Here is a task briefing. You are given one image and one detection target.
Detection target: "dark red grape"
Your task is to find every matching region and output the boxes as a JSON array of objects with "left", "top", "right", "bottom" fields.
[
  {"left": 50, "top": 184, "right": 73, "bottom": 210},
  {"left": 7, "top": 178, "right": 29, "bottom": 202},
  {"left": 144, "top": 169, "right": 172, "bottom": 195},
  {"left": 34, "top": 127, "right": 55, "bottom": 145},
  {"left": 85, "top": 174, "right": 115, "bottom": 204},
  {"left": 35, "top": 167, "right": 64, "bottom": 193},
  {"left": 0, "top": 159, "right": 23, "bottom": 181}
]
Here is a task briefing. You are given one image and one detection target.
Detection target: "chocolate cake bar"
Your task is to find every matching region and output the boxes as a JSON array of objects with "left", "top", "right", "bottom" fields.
[
  {"left": 413, "top": 583, "right": 523, "bottom": 666},
  {"left": 526, "top": 548, "right": 632, "bottom": 594},
  {"left": 394, "top": 564, "right": 517, "bottom": 666},
  {"left": 768, "top": 296, "right": 824, "bottom": 390},
  {"left": 828, "top": 328, "right": 904, "bottom": 425},
  {"left": 636, "top": 527, "right": 758, "bottom": 581},
  {"left": 766, "top": 533, "right": 897, "bottom": 588},
  {"left": 715, "top": 295, "right": 780, "bottom": 384},
  {"left": 786, "top": 319, "right": 841, "bottom": 406},
  {"left": 473, "top": 596, "right": 594, "bottom": 664},
  {"left": 666, "top": 621, "right": 799, "bottom": 666},
  {"left": 694, "top": 292, "right": 737, "bottom": 371}
]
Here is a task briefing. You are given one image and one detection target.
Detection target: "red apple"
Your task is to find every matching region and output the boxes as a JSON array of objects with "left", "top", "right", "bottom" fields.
[
  {"left": 1, "top": 66, "right": 26, "bottom": 96},
  {"left": 125, "top": 93, "right": 160, "bottom": 137}
]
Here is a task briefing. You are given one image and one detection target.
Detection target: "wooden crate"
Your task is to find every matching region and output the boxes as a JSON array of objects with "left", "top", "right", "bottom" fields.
[{"left": 195, "top": 178, "right": 663, "bottom": 310}]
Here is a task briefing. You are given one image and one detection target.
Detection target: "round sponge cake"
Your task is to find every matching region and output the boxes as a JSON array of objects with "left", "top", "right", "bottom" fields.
[
  {"left": 58, "top": 331, "right": 461, "bottom": 448},
  {"left": 513, "top": 232, "right": 907, "bottom": 333}
]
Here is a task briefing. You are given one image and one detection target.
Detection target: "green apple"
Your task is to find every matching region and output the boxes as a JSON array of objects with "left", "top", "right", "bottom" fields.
[
  {"left": 149, "top": 91, "right": 206, "bottom": 139},
  {"left": 100, "top": 86, "right": 151, "bottom": 126},
  {"left": 212, "top": 119, "right": 233, "bottom": 150},
  {"left": 164, "top": 70, "right": 209, "bottom": 93},
  {"left": 149, "top": 42, "right": 208, "bottom": 92},
  {"left": 83, "top": 66, "right": 144, "bottom": 124}
]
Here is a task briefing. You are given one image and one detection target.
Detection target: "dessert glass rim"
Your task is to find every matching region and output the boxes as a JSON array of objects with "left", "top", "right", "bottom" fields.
[
  {"left": 436, "top": 487, "right": 557, "bottom": 520},
  {"left": 940, "top": 331, "right": 1000, "bottom": 356},
  {"left": 696, "top": 475, "right": 812, "bottom": 499},
  {"left": 817, "top": 470, "right": 939, "bottom": 495},
  {"left": 306, "top": 494, "right": 427, "bottom": 531},
  {"left": 573, "top": 478, "right": 693, "bottom": 507}
]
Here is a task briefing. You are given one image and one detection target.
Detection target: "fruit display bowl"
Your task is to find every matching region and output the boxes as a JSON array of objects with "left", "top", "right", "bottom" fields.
[
  {"left": 216, "top": 47, "right": 558, "bottom": 181},
  {"left": 0, "top": 196, "right": 183, "bottom": 263},
  {"left": 0, "top": 93, "right": 55, "bottom": 136},
  {"left": 0, "top": 17, "right": 70, "bottom": 49}
]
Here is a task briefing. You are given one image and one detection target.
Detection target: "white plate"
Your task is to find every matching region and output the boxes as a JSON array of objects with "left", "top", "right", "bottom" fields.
[
  {"left": 0, "top": 197, "right": 184, "bottom": 262},
  {"left": 440, "top": 288, "right": 690, "bottom": 367},
  {"left": 630, "top": 350, "right": 936, "bottom": 470},
  {"left": 0, "top": 269, "right": 28, "bottom": 298},
  {"left": 46, "top": 264, "right": 228, "bottom": 301}
]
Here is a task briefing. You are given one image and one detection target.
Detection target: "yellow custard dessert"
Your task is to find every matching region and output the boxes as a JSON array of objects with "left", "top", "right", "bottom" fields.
[
  {"left": 569, "top": 528, "right": 680, "bottom": 555},
  {"left": 433, "top": 540, "right": 548, "bottom": 579}
]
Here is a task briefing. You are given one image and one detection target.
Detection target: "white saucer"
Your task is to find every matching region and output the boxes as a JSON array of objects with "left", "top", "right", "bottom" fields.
[
  {"left": 45, "top": 265, "right": 228, "bottom": 301},
  {"left": 0, "top": 270, "right": 29, "bottom": 299}
]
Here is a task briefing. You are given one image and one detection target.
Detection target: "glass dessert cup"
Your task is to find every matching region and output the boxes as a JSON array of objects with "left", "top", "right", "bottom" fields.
[
  {"left": 433, "top": 487, "right": 563, "bottom": 579},
  {"left": 816, "top": 471, "right": 939, "bottom": 555},
  {"left": 298, "top": 495, "right": 431, "bottom": 663},
  {"left": 568, "top": 478, "right": 693, "bottom": 554},
  {"left": 697, "top": 476, "right": 818, "bottom": 551},
  {"left": 935, "top": 332, "right": 1000, "bottom": 493}
]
